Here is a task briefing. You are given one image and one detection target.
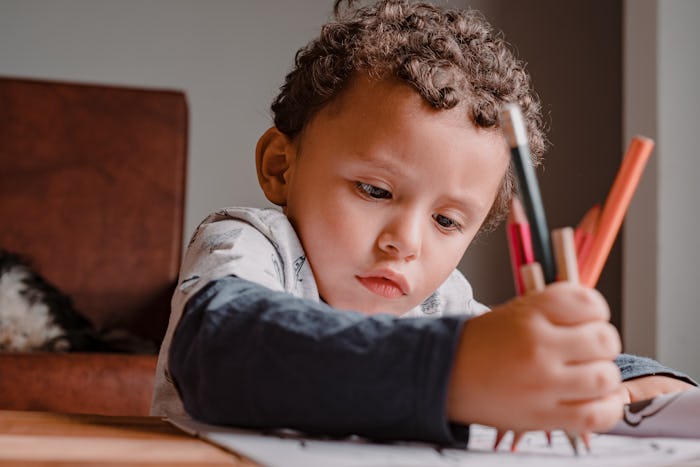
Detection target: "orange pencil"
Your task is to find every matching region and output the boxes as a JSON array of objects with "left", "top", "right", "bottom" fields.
[{"left": 579, "top": 136, "right": 654, "bottom": 287}]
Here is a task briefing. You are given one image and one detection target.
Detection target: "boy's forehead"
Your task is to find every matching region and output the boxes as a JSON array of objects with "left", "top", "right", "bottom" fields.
[
  {"left": 308, "top": 73, "right": 509, "bottom": 172},
  {"left": 302, "top": 74, "right": 509, "bottom": 164},
  {"left": 318, "top": 74, "right": 473, "bottom": 131},
  {"left": 334, "top": 75, "right": 435, "bottom": 112}
]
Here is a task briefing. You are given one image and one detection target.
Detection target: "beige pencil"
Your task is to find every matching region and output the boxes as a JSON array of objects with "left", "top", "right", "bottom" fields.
[
  {"left": 520, "top": 262, "right": 545, "bottom": 292},
  {"left": 552, "top": 227, "right": 579, "bottom": 283}
]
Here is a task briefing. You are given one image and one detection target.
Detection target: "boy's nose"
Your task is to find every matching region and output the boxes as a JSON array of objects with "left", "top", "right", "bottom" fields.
[{"left": 377, "top": 214, "right": 422, "bottom": 261}]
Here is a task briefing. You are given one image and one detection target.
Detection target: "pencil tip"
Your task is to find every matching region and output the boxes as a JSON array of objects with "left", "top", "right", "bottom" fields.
[
  {"left": 509, "top": 196, "right": 528, "bottom": 224},
  {"left": 632, "top": 134, "right": 655, "bottom": 145},
  {"left": 499, "top": 103, "right": 527, "bottom": 147},
  {"left": 567, "top": 433, "right": 580, "bottom": 456}
]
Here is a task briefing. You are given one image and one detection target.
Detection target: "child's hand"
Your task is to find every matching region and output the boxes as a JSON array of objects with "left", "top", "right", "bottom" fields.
[
  {"left": 446, "top": 282, "right": 626, "bottom": 434},
  {"left": 622, "top": 376, "right": 696, "bottom": 404}
]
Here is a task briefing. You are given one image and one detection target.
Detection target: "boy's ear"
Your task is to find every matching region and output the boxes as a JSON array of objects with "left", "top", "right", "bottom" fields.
[{"left": 255, "top": 127, "right": 296, "bottom": 206}]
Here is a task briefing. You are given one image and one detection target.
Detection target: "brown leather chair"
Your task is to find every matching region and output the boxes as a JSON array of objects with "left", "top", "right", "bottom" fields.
[{"left": 0, "top": 77, "right": 188, "bottom": 415}]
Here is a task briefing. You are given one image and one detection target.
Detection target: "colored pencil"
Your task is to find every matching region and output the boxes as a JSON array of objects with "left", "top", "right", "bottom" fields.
[
  {"left": 500, "top": 104, "right": 557, "bottom": 284},
  {"left": 574, "top": 204, "right": 601, "bottom": 258},
  {"left": 507, "top": 197, "right": 536, "bottom": 295},
  {"left": 579, "top": 136, "right": 654, "bottom": 287},
  {"left": 552, "top": 227, "right": 579, "bottom": 283},
  {"left": 520, "top": 262, "right": 546, "bottom": 293}
]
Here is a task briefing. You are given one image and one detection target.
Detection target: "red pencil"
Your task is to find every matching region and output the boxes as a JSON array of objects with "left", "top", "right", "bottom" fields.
[{"left": 507, "top": 197, "right": 535, "bottom": 295}]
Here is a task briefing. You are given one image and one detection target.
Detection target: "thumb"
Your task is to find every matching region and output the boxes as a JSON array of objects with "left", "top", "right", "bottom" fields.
[{"left": 534, "top": 282, "right": 611, "bottom": 326}]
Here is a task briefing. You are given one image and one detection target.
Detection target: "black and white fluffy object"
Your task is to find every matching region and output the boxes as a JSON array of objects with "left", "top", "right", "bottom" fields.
[{"left": 0, "top": 249, "right": 109, "bottom": 352}]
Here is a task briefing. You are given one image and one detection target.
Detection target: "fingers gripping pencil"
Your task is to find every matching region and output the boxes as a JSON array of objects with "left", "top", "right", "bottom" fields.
[
  {"left": 519, "top": 259, "right": 582, "bottom": 456},
  {"left": 552, "top": 227, "right": 591, "bottom": 453},
  {"left": 498, "top": 104, "right": 580, "bottom": 455}
]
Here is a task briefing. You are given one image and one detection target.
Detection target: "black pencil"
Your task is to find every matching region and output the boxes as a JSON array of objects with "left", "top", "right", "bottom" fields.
[{"left": 500, "top": 103, "right": 557, "bottom": 284}]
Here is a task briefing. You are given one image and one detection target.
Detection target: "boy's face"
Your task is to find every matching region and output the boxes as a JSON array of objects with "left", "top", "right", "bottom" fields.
[{"left": 278, "top": 76, "right": 509, "bottom": 315}]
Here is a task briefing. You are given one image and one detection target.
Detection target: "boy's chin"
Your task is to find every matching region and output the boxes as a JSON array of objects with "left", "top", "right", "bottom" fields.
[{"left": 323, "top": 295, "right": 414, "bottom": 317}]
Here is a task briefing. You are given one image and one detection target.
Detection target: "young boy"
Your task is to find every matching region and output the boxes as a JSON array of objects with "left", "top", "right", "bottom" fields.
[{"left": 152, "top": 0, "right": 695, "bottom": 446}]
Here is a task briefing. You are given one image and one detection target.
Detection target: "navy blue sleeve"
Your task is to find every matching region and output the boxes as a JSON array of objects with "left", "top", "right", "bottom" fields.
[
  {"left": 616, "top": 353, "right": 697, "bottom": 385},
  {"left": 169, "top": 275, "right": 470, "bottom": 446}
]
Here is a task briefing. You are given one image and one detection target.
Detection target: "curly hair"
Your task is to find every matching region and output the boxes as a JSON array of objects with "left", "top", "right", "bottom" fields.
[{"left": 270, "top": 0, "right": 546, "bottom": 232}]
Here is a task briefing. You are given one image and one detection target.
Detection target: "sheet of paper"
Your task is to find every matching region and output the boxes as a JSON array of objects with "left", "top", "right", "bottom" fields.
[
  {"left": 608, "top": 387, "right": 700, "bottom": 438},
  {"left": 169, "top": 417, "right": 700, "bottom": 467}
]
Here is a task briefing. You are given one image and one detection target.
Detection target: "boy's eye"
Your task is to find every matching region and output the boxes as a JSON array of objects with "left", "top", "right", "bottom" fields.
[
  {"left": 433, "top": 213, "right": 462, "bottom": 232},
  {"left": 356, "top": 182, "right": 392, "bottom": 199}
]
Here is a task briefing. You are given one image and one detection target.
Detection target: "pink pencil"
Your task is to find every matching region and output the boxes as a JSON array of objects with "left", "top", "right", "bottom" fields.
[
  {"left": 574, "top": 205, "right": 601, "bottom": 270},
  {"left": 507, "top": 197, "right": 535, "bottom": 295}
]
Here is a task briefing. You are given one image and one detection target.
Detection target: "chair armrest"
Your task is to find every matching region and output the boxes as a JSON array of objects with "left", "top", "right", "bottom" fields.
[{"left": 0, "top": 353, "right": 157, "bottom": 416}]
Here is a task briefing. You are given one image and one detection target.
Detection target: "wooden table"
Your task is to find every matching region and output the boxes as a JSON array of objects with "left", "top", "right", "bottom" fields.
[{"left": 0, "top": 410, "right": 258, "bottom": 466}]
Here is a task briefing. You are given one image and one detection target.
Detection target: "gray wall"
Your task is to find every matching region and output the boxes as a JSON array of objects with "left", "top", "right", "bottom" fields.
[
  {"left": 623, "top": 0, "right": 660, "bottom": 367},
  {"left": 457, "top": 1, "right": 624, "bottom": 323},
  {"left": 624, "top": 0, "right": 700, "bottom": 381},
  {"left": 657, "top": 0, "right": 700, "bottom": 381},
  {"left": 0, "top": 0, "right": 333, "bottom": 238}
]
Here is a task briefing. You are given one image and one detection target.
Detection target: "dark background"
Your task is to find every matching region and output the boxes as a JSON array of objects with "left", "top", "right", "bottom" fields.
[{"left": 459, "top": 0, "right": 624, "bottom": 331}]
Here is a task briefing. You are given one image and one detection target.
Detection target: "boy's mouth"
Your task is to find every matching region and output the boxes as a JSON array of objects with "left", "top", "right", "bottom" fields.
[{"left": 356, "top": 271, "right": 408, "bottom": 299}]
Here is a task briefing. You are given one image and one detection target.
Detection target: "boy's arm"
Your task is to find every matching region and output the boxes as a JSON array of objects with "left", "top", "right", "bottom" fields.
[
  {"left": 172, "top": 277, "right": 628, "bottom": 440},
  {"left": 616, "top": 354, "right": 697, "bottom": 403},
  {"left": 616, "top": 353, "right": 696, "bottom": 384},
  {"left": 169, "top": 275, "right": 471, "bottom": 446}
]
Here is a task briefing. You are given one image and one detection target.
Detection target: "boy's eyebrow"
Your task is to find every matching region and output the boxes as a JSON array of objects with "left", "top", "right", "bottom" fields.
[
  {"left": 441, "top": 194, "right": 486, "bottom": 216},
  {"left": 351, "top": 153, "right": 402, "bottom": 176}
]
